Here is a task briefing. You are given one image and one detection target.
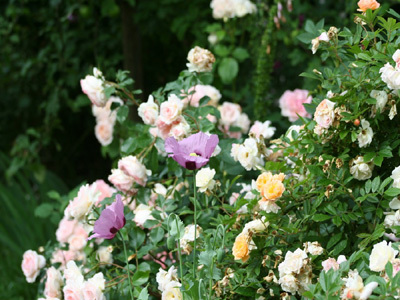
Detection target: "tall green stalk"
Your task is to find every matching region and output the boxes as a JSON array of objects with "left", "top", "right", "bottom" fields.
[
  {"left": 193, "top": 170, "right": 198, "bottom": 278},
  {"left": 120, "top": 232, "right": 134, "bottom": 300}
]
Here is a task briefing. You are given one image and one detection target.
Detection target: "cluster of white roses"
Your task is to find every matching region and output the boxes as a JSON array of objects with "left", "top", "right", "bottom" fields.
[
  {"left": 210, "top": 0, "right": 257, "bottom": 20},
  {"left": 108, "top": 155, "right": 151, "bottom": 194},
  {"left": 278, "top": 243, "right": 322, "bottom": 295},
  {"left": 92, "top": 96, "right": 123, "bottom": 146},
  {"left": 22, "top": 252, "right": 106, "bottom": 300},
  {"left": 156, "top": 266, "right": 183, "bottom": 300}
]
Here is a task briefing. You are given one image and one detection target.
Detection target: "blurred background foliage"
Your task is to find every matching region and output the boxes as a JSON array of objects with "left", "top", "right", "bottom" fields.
[{"left": 1, "top": 0, "right": 400, "bottom": 298}]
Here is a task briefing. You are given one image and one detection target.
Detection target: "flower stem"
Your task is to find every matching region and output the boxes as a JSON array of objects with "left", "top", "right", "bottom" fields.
[
  {"left": 193, "top": 170, "right": 197, "bottom": 278},
  {"left": 175, "top": 218, "right": 184, "bottom": 283},
  {"left": 120, "top": 232, "right": 134, "bottom": 300}
]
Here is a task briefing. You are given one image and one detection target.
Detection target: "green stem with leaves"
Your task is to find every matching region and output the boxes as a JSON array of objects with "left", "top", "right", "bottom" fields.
[{"left": 119, "top": 232, "right": 134, "bottom": 300}]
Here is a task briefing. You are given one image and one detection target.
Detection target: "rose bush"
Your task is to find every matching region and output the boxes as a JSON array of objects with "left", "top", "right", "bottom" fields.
[{"left": 22, "top": 1, "right": 400, "bottom": 299}]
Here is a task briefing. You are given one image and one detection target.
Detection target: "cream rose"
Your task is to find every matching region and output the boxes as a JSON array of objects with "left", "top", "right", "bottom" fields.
[
  {"left": 186, "top": 46, "right": 215, "bottom": 73},
  {"left": 21, "top": 250, "right": 46, "bottom": 283},
  {"left": 80, "top": 68, "right": 107, "bottom": 107},
  {"left": 94, "top": 119, "right": 114, "bottom": 146},
  {"left": 196, "top": 167, "right": 216, "bottom": 192},
  {"left": 118, "top": 156, "right": 151, "bottom": 187},
  {"left": 162, "top": 281, "right": 183, "bottom": 300},
  {"left": 350, "top": 156, "right": 374, "bottom": 181},
  {"left": 313, "top": 99, "right": 335, "bottom": 129},
  {"left": 44, "top": 267, "right": 63, "bottom": 299},
  {"left": 369, "top": 241, "right": 398, "bottom": 272},
  {"left": 218, "top": 102, "right": 241, "bottom": 126},
  {"left": 65, "top": 184, "right": 98, "bottom": 220},
  {"left": 96, "top": 246, "right": 113, "bottom": 265},
  {"left": 249, "top": 120, "right": 276, "bottom": 140},
  {"left": 391, "top": 166, "right": 400, "bottom": 188},
  {"left": 108, "top": 168, "right": 135, "bottom": 193},
  {"left": 159, "top": 94, "right": 183, "bottom": 125},
  {"left": 156, "top": 266, "right": 179, "bottom": 292}
]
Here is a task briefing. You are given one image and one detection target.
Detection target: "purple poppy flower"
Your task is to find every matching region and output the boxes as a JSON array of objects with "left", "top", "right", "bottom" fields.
[
  {"left": 88, "top": 194, "right": 126, "bottom": 240},
  {"left": 165, "top": 132, "right": 219, "bottom": 170}
]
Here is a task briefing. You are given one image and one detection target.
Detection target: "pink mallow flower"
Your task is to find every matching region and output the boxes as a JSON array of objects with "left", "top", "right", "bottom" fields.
[
  {"left": 88, "top": 195, "right": 126, "bottom": 240},
  {"left": 165, "top": 132, "right": 219, "bottom": 170},
  {"left": 279, "top": 89, "right": 312, "bottom": 122}
]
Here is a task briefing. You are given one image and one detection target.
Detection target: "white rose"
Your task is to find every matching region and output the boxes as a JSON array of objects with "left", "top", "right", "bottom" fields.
[
  {"left": 118, "top": 156, "right": 151, "bottom": 187},
  {"left": 357, "top": 119, "right": 373, "bottom": 148},
  {"left": 321, "top": 258, "right": 339, "bottom": 271},
  {"left": 258, "top": 199, "right": 280, "bottom": 213},
  {"left": 359, "top": 282, "right": 378, "bottom": 300},
  {"left": 278, "top": 274, "right": 298, "bottom": 294},
  {"left": 64, "top": 261, "right": 84, "bottom": 286},
  {"left": 162, "top": 281, "right": 183, "bottom": 300},
  {"left": 159, "top": 94, "right": 183, "bottom": 125},
  {"left": 233, "top": 0, "right": 257, "bottom": 17},
  {"left": 169, "top": 118, "right": 190, "bottom": 140},
  {"left": 82, "top": 273, "right": 105, "bottom": 300},
  {"left": 304, "top": 241, "right": 323, "bottom": 256},
  {"left": 65, "top": 184, "right": 98, "bottom": 220},
  {"left": 133, "top": 204, "right": 155, "bottom": 227},
  {"left": 180, "top": 224, "right": 202, "bottom": 253},
  {"left": 236, "top": 138, "right": 263, "bottom": 171},
  {"left": 391, "top": 166, "right": 400, "bottom": 188},
  {"left": 313, "top": 99, "right": 335, "bottom": 129},
  {"left": 249, "top": 120, "right": 276, "bottom": 140},
  {"left": 156, "top": 267, "right": 179, "bottom": 292},
  {"left": 96, "top": 246, "right": 113, "bottom": 265},
  {"left": 236, "top": 113, "right": 251, "bottom": 133},
  {"left": 342, "top": 270, "right": 364, "bottom": 299},
  {"left": 94, "top": 119, "right": 114, "bottom": 146},
  {"left": 138, "top": 95, "right": 159, "bottom": 125},
  {"left": 21, "top": 250, "right": 46, "bottom": 283},
  {"left": 243, "top": 217, "right": 268, "bottom": 234},
  {"left": 350, "top": 156, "right": 374, "bottom": 181},
  {"left": 279, "top": 249, "right": 308, "bottom": 276},
  {"left": 196, "top": 168, "right": 216, "bottom": 192},
  {"left": 369, "top": 241, "right": 398, "bottom": 272}
]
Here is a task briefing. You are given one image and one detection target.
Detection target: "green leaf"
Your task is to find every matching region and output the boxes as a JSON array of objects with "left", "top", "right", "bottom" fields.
[
  {"left": 198, "top": 250, "right": 215, "bottom": 268},
  {"left": 121, "top": 137, "right": 137, "bottom": 154},
  {"left": 150, "top": 227, "right": 164, "bottom": 244},
  {"left": 312, "top": 214, "right": 331, "bottom": 222},
  {"left": 385, "top": 188, "right": 400, "bottom": 197},
  {"left": 327, "top": 232, "right": 343, "bottom": 249},
  {"left": 218, "top": 57, "right": 239, "bottom": 84},
  {"left": 117, "top": 105, "right": 129, "bottom": 123},
  {"left": 34, "top": 203, "right": 54, "bottom": 218},
  {"left": 137, "top": 287, "right": 149, "bottom": 300},
  {"left": 104, "top": 86, "right": 116, "bottom": 98},
  {"left": 371, "top": 177, "right": 380, "bottom": 193},
  {"left": 332, "top": 239, "right": 347, "bottom": 256},
  {"left": 232, "top": 47, "right": 249, "bottom": 61}
]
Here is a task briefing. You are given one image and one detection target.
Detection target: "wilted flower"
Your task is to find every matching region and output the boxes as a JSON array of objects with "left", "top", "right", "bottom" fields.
[
  {"left": 165, "top": 132, "right": 219, "bottom": 170},
  {"left": 88, "top": 195, "right": 126, "bottom": 240},
  {"left": 311, "top": 32, "right": 330, "bottom": 54},
  {"left": 186, "top": 46, "right": 215, "bottom": 73}
]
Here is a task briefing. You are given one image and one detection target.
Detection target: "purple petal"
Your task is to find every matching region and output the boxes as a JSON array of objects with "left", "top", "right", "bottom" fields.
[
  {"left": 165, "top": 137, "right": 180, "bottom": 155},
  {"left": 178, "top": 132, "right": 209, "bottom": 156},
  {"left": 204, "top": 134, "right": 219, "bottom": 158},
  {"left": 114, "top": 195, "right": 125, "bottom": 229}
]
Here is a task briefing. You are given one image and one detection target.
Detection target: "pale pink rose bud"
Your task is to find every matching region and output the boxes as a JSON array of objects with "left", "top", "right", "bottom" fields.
[
  {"left": 159, "top": 94, "right": 183, "bottom": 125},
  {"left": 218, "top": 102, "right": 241, "bottom": 126},
  {"left": 44, "top": 267, "right": 63, "bottom": 299},
  {"left": 138, "top": 95, "right": 159, "bottom": 125},
  {"left": 279, "top": 89, "right": 312, "bottom": 122},
  {"left": 92, "top": 180, "right": 116, "bottom": 206},
  {"left": 108, "top": 169, "right": 135, "bottom": 193},
  {"left": 314, "top": 99, "right": 335, "bottom": 129},
  {"left": 21, "top": 250, "right": 46, "bottom": 283},
  {"left": 94, "top": 119, "right": 114, "bottom": 146},
  {"left": 80, "top": 69, "right": 107, "bottom": 107},
  {"left": 118, "top": 156, "right": 151, "bottom": 187},
  {"left": 186, "top": 46, "right": 215, "bottom": 73},
  {"left": 322, "top": 258, "right": 339, "bottom": 271},
  {"left": 56, "top": 217, "right": 78, "bottom": 244}
]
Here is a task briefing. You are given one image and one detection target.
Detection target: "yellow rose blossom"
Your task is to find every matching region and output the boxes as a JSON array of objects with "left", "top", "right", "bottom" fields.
[
  {"left": 261, "top": 179, "right": 285, "bottom": 201},
  {"left": 232, "top": 233, "right": 250, "bottom": 262},
  {"left": 256, "top": 172, "right": 285, "bottom": 192},
  {"left": 357, "top": 0, "right": 380, "bottom": 12}
]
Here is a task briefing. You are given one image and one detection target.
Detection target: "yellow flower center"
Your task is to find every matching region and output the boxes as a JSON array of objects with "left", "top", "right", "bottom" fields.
[{"left": 189, "top": 153, "right": 198, "bottom": 157}]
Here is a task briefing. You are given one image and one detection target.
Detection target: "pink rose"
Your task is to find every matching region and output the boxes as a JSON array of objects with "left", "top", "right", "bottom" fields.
[
  {"left": 159, "top": 94, "right": 183, "bottom": 125},
  {"left": 80, "top": 69, "right": 107, "bottom": 107},
  {"left": 118, "top": 156, "right": 151, "bottom": 187},
  {"left": 169, "top": 118, "right": 190, "bottom": 140},
  {"left": 44, "top": 267, "right": 63, "bottom": 299},
  {"left": 229, "top": 192, "right": 240, "bottom": 205},
  {"left": 66, "top": 184, "right": 98, "bottom": 220},
  {"left": 321, "top": 258, "right": 339, "bottom": 271},
  {"left": 68, "top": 226, "right": 88, "bottom": 251},
  {"left": 249, "top": 120, "right": 276, "bottom": 140},
  {"left": 156, "top": 119, "right": 173, "bottom": 140},
  {"left": 138, "top": 95, "right": 159, "bottom": 125},
  {"left": 218, "top": 102, "right": 241, "bottom": 126},
  {"left": 51, "top": 249, "right": 78, "bottom": 267},
  {"left": 63, "top": 284, "right": 84, "bottom": 300},
  {"left": 94, "top": 119, "right": 114, "bottom": 146},
  {"left": 92, "top": 180, "right": 116, "bottom": 206},
  {"left": 56, "top": 217, "right": 78, "bottom": 244},
  {"left": 108, "top": 169, "right": 135, "bottom": 193},
  {"left": 279, "top": 89, "right": 312, "bottom": 122},
  {"left": 82, "top": 273, "right": 105, "bottom": 300},
  {"left": 21, "top": 250, "right": 46, "bottom": 283},
  {"left": 314, "top": 99, "right": 335, "bottom": 129}
]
